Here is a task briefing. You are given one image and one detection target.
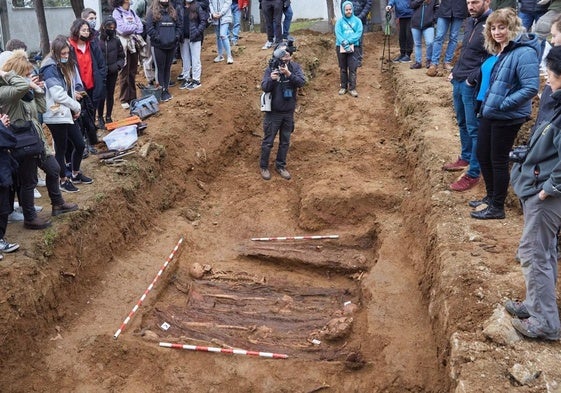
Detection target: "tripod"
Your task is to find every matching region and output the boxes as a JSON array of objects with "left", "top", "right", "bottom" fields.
[{"left": 381, "top": 10, "right": 392, "bottom": 71}]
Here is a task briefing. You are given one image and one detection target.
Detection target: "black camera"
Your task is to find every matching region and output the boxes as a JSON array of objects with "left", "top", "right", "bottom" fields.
[
  {"left": 509, "top": 145, "right": 528, "bottom": 163},
  {"left": 285, "top": 36, "right": 297, "bottom": 54},
  {"left": 269, "top": 57, "right": 287, "bottom": 71}
]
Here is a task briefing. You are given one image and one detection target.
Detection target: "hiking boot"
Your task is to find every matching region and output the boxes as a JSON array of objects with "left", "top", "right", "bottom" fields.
[
  {"left": 469, "top": 196, "right": 490, "bottom": 208},
  {"left": 213, "top": 55, "right": 224, "bottom": 62},
  {"left": 275, "top": 167, "right": 291, "bottom": 180},
  {"left": 0, "top": 238, "right": 19, "bottom": 253},
  {"left": 260, "top": 167, "right": 271, "bottom": 180},
  {"left": 24, "top": 216, "right": 52, "bottom": 230},
  {"left": 442, "top": 157, "right": 469, "bottom": 171},
  {"left": 504, "top": 299, "right": 531, "bottom": 319},
  {"left": 399, "top": 55, "right": 411, "bottom": 63},
  {"left": 187, "top": 80, "right": 201, "bottom": 90},
  {"left": 71, "top": 172, "right": 93, "bottom": 184},
  {"left": 338, "top": 88, "right": 347, "bottom": 95},
  {"left": 410, "top": 62, "right": 422, "bottom": 69},
  {"left": 426, "top": 64, "right": 438, "bottom": 77},
  {"left": 262, "top": 41, "right": 273, "bottom": 50},
  {"left": 60, "top": 179, "right": 79, "bottom": 193},
  {"left": 444, "top": 62, "right": 454, "bottom": 71},
  {"left": 52, "top": 202, "right": 79, "bottom": 217},
  {"left": 227, "top": 56, "right": 234, "bottom": 64},
  {"left": 470, "top": 205, "right": 505, "bottom": 220},
  {"left": 450, "top": 174, "right": 479, "bottom": 192},
  {"left": 161, "top": 89, "right": 172, "bottom": 102},
  {"left": 512, "top": 317, "right": 560, "bottom": 340},
  {"left": 349, "top": 90, "right": 359, "bottom": 98}
]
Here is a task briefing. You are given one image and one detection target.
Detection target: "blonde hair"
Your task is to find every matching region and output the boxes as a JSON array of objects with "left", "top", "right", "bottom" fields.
[
  {"left": 484, "top": 8, "right": 524, "bottom": 54},
  {"left": 2, "top": 49, "right": 33, "bottom": 77}
]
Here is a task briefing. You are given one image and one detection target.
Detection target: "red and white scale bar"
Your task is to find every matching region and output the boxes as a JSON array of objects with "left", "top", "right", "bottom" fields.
[
  {"left": 113, "top": 237, "right": 184, "bottom": 339},
  {"left": 251, "top": 235, "right": 339, "bottom": 241},
  {"left": 159, "top": 342, "right": 289, "bottom": 359}
]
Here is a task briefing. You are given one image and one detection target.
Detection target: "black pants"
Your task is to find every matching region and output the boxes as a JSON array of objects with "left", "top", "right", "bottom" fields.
[
  {"left": 153, "top": 47, "right": 175, "bottom": 90},
  {"left": 262, "top": 0, "right": 283, "bottom": 43},
  {"left": 47, "top": 122, "right": 85, "bottom": 178},
  {"left": 38, "top": 155, "right": 65, "bottom": 207},
  {"left": 98, "top": 70, "right": 118, "bottom": 120},
  {"left": 260, "top": 111, "right": 294, "bottom": 170},
  {"left": 398, "top": 17, "right": 413, "bottom": 56},
  {"left": 337, "top": 48, "right": 359, "bottom": 90},
  {"left": 477, "top": 117, "right": 522, "bottom": 209},
  {"left": 15, "top": 155, "right": 38, "bottom": 221}
]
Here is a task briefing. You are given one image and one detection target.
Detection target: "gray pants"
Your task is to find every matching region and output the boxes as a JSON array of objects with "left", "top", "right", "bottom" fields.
[{"left": 518, "top": 193, "right": 561, "bottom": 331}]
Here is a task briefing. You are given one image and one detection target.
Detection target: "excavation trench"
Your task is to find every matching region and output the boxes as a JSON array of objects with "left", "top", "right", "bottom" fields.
[{"left": 0, "top": 32, "right": 452, "bottom": 392}]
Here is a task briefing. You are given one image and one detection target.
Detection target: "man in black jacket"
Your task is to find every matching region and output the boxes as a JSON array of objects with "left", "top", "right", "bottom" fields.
[
  {"left": 442, "top": 0, "right": 490, "bottom": 193},
  {"left": 259, "top": 44, "right": 306, "bottom": 180},
  {"left": 351, "top": 0, "right": 372, "bottom": 64}
]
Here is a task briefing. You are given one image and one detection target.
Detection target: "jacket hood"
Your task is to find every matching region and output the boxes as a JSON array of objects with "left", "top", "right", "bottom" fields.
[
  {"left": 507, "top": 32, "right": 541, "bottom": 56},
  {"left": 103, "top": 16, "right": 117, "bottom": 28},
  {"left": 40, "top": 56, "right": 57, "bottom": 70},
  {"left": 341, "top": 1, "right": 354, "bottom": 16}
]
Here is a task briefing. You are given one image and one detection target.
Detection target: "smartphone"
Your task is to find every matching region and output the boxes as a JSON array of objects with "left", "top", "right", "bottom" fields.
[{"left": 37, "top": 73, "right": 44, "bottom": 81}]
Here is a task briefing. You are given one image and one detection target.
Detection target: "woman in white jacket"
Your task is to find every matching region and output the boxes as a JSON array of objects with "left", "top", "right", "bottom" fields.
[
  {"left": 210, "top": 0, "right": 234, "bottom": 64},
  {"left": 40, "top": 36, "right": 93, "bottom": 193}
]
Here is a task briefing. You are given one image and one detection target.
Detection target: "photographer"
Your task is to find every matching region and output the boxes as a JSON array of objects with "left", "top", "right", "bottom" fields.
[
  {"left": 505, "top": 46, "right": 561, "bottom": 341},
  {"left": 259, "top": 42, "right": 305, "bottom": 181}
]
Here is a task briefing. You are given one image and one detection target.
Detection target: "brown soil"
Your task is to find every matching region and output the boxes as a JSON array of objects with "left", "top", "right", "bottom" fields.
[{"left": 0, "top": 29, "right": 560, "bottom": 393}]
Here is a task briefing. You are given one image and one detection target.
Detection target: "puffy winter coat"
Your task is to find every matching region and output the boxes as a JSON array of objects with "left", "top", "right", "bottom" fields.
[
  {"left": 99, "top": 31, "right": 126, "bottom": 74},
  {"left": 351, "top": 0, "right": 373, "bottom": 21},
  {"left": 147, "top": 7, "right": 182, "bottom": 50},
  {"left": 480, "top": 33, "right": 540, "bottom": 121},
  {"left": 182, "top": 2, "right": 207, "bottom": 42}
]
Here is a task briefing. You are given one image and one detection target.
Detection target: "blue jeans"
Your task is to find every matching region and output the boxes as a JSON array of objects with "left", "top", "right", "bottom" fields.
[
  {"left": 452, "top": 79, "right": 480, "bottom": 178},
  {"left": 215, "top": 22, "right": 232, "bottom": 57},
  {"left": 518, "top": 10, "right": 547, "bottom": 33},
  {"left": 431, "top": 17, "right": 464, "bottom": 65},
  {"left": 230, "top": 3, "right": 242, "bottom": 42},
  {"left": 411, "top": 27, "right": 434, "bottom": 64}
]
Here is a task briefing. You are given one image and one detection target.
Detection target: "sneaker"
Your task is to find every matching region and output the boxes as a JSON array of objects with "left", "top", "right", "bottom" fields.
[
  {"left": 442, "top": 157, "right": 469, "bottom": 171},
  {"left": 37, "top": 177, "right": 46, "bottom": 187},
  {"left": 35, "top": 205, "right": 43, "bottom": 212},
  {"left": 468, "top": 196, "right": 490, "bottom": 208},
  {"left": 179, "top": 79, "right": 193, "bottom": 90},
  {"left": 410, "top": 62, "right": 422, "bottom": 69},
  {"left": 105, "top": 116, "right": 113, "bottom": 124},
  {"left": 260, "top": 167, "right": 271, "bottom": 181},
  {"left": 96, "top": 116, "right": 106, "bottom": 130},
  {"left": 8, "top": 208, "right": 24, "bottom": 222},
  {"left": 450, "top": 174, "right": 479, "bottom": 192},
  {"left": 444, "top": 62, "right": 454, "bottom": 71},
  {"left": 504, "top": 299, "right": 531, "bottom": 319},
  {"left": 275, "top": 167, "right": 291, "bottom": 180},
  {"left": 177, "top": 74, "right": 186, "bottom": 81},
  {"left": 161, "top": 89, "right": 172, "bottom": 102},
  {"left": 34, "top": 188, "right": 41, "bottom": 199},
  {"left": 338, "top": 88, "right": 347, "bottom": 95},
  {"left": 0, "top": 238, "right": 19, "bottom": 253},
  {"left": 187, "top": 80, "right": 201, "bottom": 90},
  {"left": 470, "top": 205, "right": 505, "bottom": 220},
  {"left": 213, "top": 55, "right": 225, "bottom": 63},
  {"left": 60, "top": 179, "right": 79, "bottom": 193},
  {"left": 227, "top": 56, "right": 234, "bottom": 64},
  {"left": 24, "top": 216, "right": 52, "bottom": 230},
  {"left": 426, "top": 64, "right": 438, "bottom": 77},
  {"left": 52, "top": 202, "right": 79, "bottom": 217},
  {"left": 349, "top": 90, "right": 359, "bottom": 98},
  {"left": 512, "top": 317, "right": 560, "bottom": 340},
  {"left": 262, "top": 41, "right": 273, "bottom": 50},
  {"left": 121, "top": 102, "right": 130, "bottom": 109},
  {"left": 399, "top": 55, "right": 411, "bottom": 63},
  {"left": 71, "top": 172, "right": 93, "bottom": 185},
  {"left": 392, "top": 54, "right": 404, "bottom": 63}
]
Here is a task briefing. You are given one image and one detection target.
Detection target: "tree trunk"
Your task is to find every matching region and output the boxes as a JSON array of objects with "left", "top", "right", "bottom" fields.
[
  {"left": 326, "top": 0, "right": 335, "bottom": 32},
  {"left": 70, "top": 0, "right": 85, "bottom": 18},
  {"left": 34, "top": 0, "right": 50, "bottom": 56}
]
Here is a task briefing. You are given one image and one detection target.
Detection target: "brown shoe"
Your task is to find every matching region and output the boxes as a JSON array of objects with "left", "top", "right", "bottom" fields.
[
  {"left": 426, "top": 64, "right": 438, "bottom": 77},
  {"left": 450, "top": 174, "right": 480, "bottom": 192},
  {"left": 442, "top": 157, "right": 469, "bottom": 171},
  {"left": 444, "top": 62, "right": 454, "bottom": 71},
  {"left": 52, "top": 202, "right": 79, "bottom": 217},
  {"left": 23, "top": 216, "right": 52, "bottom": 230}
]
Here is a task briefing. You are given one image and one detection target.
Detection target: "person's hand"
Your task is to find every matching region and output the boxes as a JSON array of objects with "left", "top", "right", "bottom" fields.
[
  {"left": 0, "top": 114, "right": 10, "bottom": 127},
  {"left": 72, "top": 111, "right": 80, "bottom": 121},
  {"left": 279, "top": 63, "right": 291, "bottom": 77},
  {"left": 538, "top": 190, "right": 549, "bottom": 200},
  {"left": 29, "top": 75, "right": 45, "bottom": 90},
  {"left": 271, "top": 70, "right": 280, "bottom": 81},
  {"left": 448, "top": 72, "right": 453, "bottom": 82},
  {"left": 213, "top": 12, "right": 220, "bottom": 19},
  {"left": 74, "top": 91, "right": 85, "bottom": 101}
]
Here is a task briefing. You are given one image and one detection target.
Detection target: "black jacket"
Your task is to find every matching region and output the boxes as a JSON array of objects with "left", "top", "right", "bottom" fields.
[
  {"left": 436, "top": 0, "right": 468, "bottom": 19},
  {"left": 146, "top": 7, "right": 182, "bottom": 50},
  {"left": 351, "top": 0, "right": 373, "bottom": 21},
  {"left": 519, "top": 0, "right": 549, "bottom": 13},
  {"left": 99, "top": 33, "right": 125, "bottom": 74},
  {"left": 410, "top": 0, "right": 439, "bottom": 29},
  {"left": 452, "top": 9, "right": 491, "bottom": 83},
  {"left": 182, "top": 3, "right": 207, "bottom": 42},
  {"left": 261, "top": 61, "right": 306, "bottom": 113}
]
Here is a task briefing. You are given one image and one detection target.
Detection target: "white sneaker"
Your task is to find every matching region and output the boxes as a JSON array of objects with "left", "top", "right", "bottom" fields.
[
  {"left": 261, "top": 41, "right": 272, "bottom": 50},
  {"left": 121, "top": 102, "right": 130, "bottom": 109},
  {"left": 35, "top": 205, "right": 43, "bottom": 212},
  {"left": 213, "top": 55, "right": 224, "bottom": 63},
  {"left": 34, "top": 188, "right": 41, "bottom": 199},
  {"left": 227, "top": 56, "right": 234, "bottom": 64},
  {"left": 8, "top": 208, "right": 24, "bottom": 222},
  {"left": 37, "top": 177, "right": 46, "bottom": 187}
]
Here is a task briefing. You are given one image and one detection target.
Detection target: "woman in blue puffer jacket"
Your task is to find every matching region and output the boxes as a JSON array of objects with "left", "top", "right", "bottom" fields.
[{"left": 470, "top": 8, "right": 540, "bottom": 220}]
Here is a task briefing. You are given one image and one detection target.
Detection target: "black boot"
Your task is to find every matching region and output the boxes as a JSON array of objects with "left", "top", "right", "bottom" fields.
[
  {"left": 470, "top": 205, "right": 505, "bottom": 220},
  {"left": 468, "top": 196, "right": 490, "bottom": 208}
]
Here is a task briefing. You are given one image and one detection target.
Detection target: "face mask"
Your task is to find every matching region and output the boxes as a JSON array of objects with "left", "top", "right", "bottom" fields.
[
  {"left": 88, "top": 20, "right": 96, "bottom": 30},
  {"left": 80, "top": 34, "right": 91, "bottom": 41},
  {"left": 60, "top": 57, "right": 68, "bottom": 64},
  {"left": 107, "top": 30, "right": 116, "bottom": 38}
]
